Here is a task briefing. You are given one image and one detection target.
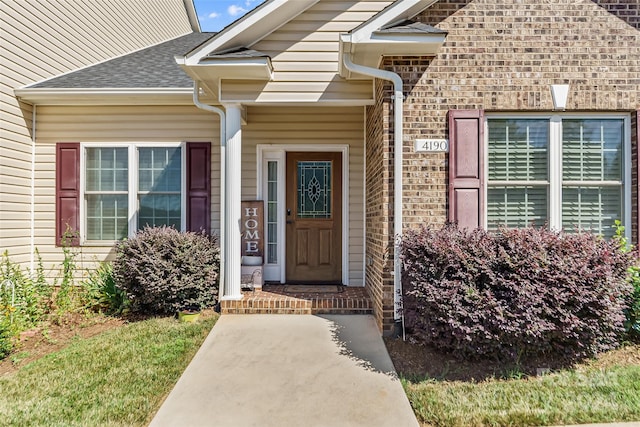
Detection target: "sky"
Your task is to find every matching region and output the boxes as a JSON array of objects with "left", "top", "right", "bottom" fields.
[{"left": 193, "top": 0, "right": 266, "bottom": 32}]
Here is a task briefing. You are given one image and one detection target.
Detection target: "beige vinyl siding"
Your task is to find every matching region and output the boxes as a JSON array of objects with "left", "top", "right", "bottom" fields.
[
  {"left": 34, "top": 105, "right": 221, "bottom": 273},
  {"left": 220, "top": 0, "right": 393, "bottom": 104},
  {"left": 242, "top": 106, "right": 366, "bottom": 285},
  {"left": 0, "top": 0, "right": 192, "bottom": 264}
]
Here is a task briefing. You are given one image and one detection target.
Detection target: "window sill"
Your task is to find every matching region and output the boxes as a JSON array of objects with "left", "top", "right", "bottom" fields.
[{"left": 81, "top": 240, "right": 120, "bottom": 247}]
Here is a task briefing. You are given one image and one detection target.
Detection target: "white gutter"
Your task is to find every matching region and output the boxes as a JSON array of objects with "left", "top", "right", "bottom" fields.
[
  {"left": 342, "top": 54, "right": 405, "bottom": 337},
  {"left": 30, "top": 105, "right": 36, "bottom": 272},
  {"left": 192, "top": 82, "right": 227, "bottom": 301}
]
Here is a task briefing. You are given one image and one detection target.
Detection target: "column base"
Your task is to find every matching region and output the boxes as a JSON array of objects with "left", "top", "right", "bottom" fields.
[{"left": 220, "top": 294, "right": 244, "bottom": 301}]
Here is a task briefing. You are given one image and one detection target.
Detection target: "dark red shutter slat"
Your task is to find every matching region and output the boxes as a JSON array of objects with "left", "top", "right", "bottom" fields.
[
  {"left": 448, "top": 110, "right": 485, "bottom": 230},
  {"left": 186, "top": 142, "right": 211, "bottom": 234},
  {"left": 56, "top": 143, "right": 80, "bottom": 246}
]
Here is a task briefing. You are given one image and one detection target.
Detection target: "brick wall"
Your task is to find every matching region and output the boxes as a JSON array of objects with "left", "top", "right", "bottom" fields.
[
  {"left": 365, "top": 79, "right": 396, "bottom": 334},
  {"left": 365, "top": 0, "right": 640, "bottom": 332}
]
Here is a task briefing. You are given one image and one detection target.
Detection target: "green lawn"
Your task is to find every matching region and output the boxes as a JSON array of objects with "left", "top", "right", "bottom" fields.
[
  {"left": 0, "top": 315, "right": 216, "bottom": 427},
  {"left": 2, "top": 312, "right": 638, "bottom": 427},
  {"left": 403, "top": 349, "right": 640, "bottom": 427}
]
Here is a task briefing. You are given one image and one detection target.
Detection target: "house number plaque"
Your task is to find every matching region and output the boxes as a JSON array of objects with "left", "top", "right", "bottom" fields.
[{"left": 414, "top": 139, "right": 449, "bottom": 153}]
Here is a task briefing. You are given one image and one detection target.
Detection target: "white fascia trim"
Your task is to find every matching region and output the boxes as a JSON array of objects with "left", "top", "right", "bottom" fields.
[
  {"left": 14, "top": 88, "right": 194, "bottom": 105},
  {"left": 181, "top": 0, "right": 320, "bottom": 65},
  {"left": 348, "top": 0, "right": 440, "bottom": 43},
  {"left": 183, "top": 0, "right": 201, "bottom": 32}
]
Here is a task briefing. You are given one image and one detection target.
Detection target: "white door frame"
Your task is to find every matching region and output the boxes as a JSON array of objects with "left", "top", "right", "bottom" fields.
[{"left": 257, "top": 144, "right": 350, "bottom": 285}]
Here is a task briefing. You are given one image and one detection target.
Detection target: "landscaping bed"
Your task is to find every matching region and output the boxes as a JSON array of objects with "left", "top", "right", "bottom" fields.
[
  {"left": 386, "top": 338, "right": 640, "bottom": 426},
  {"left": 0, "top": 313, "right": 125, "bottom": 376},
  {"left": 392, "top": 224, "right": 640, "bottom": 426}
]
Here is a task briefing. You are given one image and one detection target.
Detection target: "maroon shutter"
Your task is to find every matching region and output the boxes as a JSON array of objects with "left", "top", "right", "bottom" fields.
[
  {"left": 186, "top": 142, "right": 211, "bottom": 234},
  {"left": 448, "top": 110, "right": 485, "bottom": 230},
  {"left": 56, "top": 143, "right": 80, "bottom": 246},
  {"left": 636, "top": 110, "right": 640, "bottom": 244}
]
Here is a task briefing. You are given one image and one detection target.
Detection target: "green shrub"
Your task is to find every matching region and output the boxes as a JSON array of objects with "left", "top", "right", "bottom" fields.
[
  {"left": 113, "top": 226, "right": 220, "bottom": 315},
  {"left": 83, "top": 262, "right": 129, "bottom": 315},
  {"left": 1, "top": 250, "right": 52, "bottom": 330},
  {"left": 624, "top": 265, "right": 640, "bottom": 340},
  {"left": 613, "top": 221, "right": 640, "bottom": 341},
  {"left": 0, "top": 318, "right": 13, "bottom": 359},
  {"left": 401, "top": 224, "right": 632, "bottom": 363}
]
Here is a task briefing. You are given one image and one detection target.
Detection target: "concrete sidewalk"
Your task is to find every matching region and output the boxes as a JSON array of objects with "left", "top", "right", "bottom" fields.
[{"left": 149, "top": 314, "right": 419, "bottom": 427}]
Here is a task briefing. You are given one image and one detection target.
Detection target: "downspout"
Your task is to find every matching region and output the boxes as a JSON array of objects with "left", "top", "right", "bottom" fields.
[
  {"left": 192, "top": 82, "right": 227, "bottom": 300},
  {"left": 30, "top": 105, "right": 37, "bottom": 272},
  {"left": 342, "top": 54, "right": 405, "bottom": 339}
]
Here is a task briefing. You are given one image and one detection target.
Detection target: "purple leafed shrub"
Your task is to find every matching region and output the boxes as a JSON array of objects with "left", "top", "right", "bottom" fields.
[
  {"left": 113, "top": 226, "right": 219, "bottom": 315},
  {"left": 400, "top": 224, "right": 632, "bottom": 362}
]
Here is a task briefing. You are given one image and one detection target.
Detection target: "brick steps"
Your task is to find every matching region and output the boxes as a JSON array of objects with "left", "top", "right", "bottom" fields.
[{"left": 220, "top": 285, "right": 372, "bottom": 315}]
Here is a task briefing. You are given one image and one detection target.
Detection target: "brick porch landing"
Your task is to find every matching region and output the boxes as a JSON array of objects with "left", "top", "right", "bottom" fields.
[{"left": 220, "top": 285, "right": 372, "bottom": 315}]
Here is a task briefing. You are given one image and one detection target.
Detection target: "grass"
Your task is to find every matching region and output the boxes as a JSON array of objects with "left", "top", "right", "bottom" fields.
[
  {"left": 402, "top": 345, "right": 640, "bottom": 427},
  {"left": 0, "top": 314, "right": 217, "bottom": 427}
]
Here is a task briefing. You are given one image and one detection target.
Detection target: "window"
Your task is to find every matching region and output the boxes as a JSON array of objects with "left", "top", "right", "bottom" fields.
[
  {"left": 83, "top": 144, "right": 184, "bottom": 241},
  {"left": 487, "top": 116, "right": 628, "bottom": 238},
  {"left": 85, "top": 147, "right": 129, "bottom": 240},
  {"left": 138, "top": 147, "right": 182, "bottom": 230},
  {"left": 266, "top": 161, "right": 278, "bottom": 264}
]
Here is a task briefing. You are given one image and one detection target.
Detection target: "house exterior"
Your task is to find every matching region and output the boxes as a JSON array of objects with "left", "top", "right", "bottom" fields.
[
  {"left": 9, "top": 0, "right": 640, "bottom": 334},
  {"left": 0, "top": 0, "right": 200, "bottom": 265}
]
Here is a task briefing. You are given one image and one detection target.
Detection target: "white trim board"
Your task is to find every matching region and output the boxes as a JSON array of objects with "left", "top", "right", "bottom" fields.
[{"left": 257, "top": 144, "right": 350, "bottom": 285}]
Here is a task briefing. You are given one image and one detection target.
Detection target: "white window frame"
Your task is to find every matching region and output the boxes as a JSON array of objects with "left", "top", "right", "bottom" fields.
[
  {"left": 256, "top": 144, "right": 350, "bottom": 285},
  {"left": 484, "top": 113, "right": 631, "bottom": 239},
  {"left": 80, "top": 142, "right": 186, "bottom": 245}
]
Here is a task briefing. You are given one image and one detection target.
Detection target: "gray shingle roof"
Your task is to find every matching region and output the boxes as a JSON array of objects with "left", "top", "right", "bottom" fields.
[
  {"left": 29, "top": 33, "right": 216, "bottom": 89},
  {"left": 376, "top": 20, "right": 447, "bottom": 35}
]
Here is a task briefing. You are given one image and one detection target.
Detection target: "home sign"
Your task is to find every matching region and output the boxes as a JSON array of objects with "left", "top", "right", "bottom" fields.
[{"left": 241, "top": 201, "right": 264, "bottom": 257}]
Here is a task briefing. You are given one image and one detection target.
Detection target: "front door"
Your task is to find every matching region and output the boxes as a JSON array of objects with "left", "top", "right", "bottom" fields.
[{"left": 286, "top": 152, "right": 342, "bottom": 283}]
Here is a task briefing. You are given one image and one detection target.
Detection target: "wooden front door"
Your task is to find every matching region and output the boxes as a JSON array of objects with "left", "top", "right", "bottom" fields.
[{"left": 286, "top": 152, "right": 342, "bottom": 283}]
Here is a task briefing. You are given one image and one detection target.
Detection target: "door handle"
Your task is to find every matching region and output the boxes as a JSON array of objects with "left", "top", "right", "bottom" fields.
[{"left": 286, "top": 220, "right": 294, "bottom": 224}]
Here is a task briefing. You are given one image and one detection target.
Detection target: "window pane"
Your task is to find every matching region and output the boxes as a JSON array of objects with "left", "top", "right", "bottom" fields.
[
  {"left": 86, "top": 148, "right": 128, "bottom": 191},
  {"left": 563, "top": 119, "right": 623, "bottom": 181},
  {"left": 138, "top": 194, "right": 181, "bottom": 229},
  {"left": 297, "top": 161, "right": 331, "bottom": 219},
  {"left": 138, "top": 147, "right": 181, "bottom": 192},
  {"left": 86, "top": 195, "right": 128, "bottom": 240},
  {"left": 487, "top": 186, "right": 548, "bottom": 230},
  {"left": 562, "top": 186, "right": 621, "bottom": 238},
  {"left": 488, "top": 119, "right": 548, "bottom": 181},
  {"left": 137, "top": 147, "right": 182, "bottom": 232},
  {"left": 266, "top": 161, "right": 278, "bottom": 264}
]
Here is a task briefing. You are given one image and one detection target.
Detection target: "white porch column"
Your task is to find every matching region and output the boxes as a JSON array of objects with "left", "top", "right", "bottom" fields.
[{"left": 222, "top": 104, "right": 243, "bottom": 300}]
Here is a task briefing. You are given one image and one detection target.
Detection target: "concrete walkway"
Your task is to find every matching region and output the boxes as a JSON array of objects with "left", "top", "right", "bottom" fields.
[{"left": 150, "top": 314, "right": 419, "bottom": 427}]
